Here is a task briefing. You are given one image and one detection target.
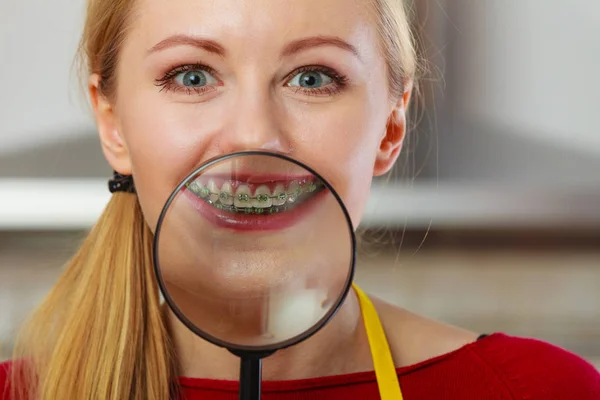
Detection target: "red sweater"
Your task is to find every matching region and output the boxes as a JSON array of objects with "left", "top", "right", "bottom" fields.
[{"left": 2, "top": 333, "right": 600, "bottom": 399}]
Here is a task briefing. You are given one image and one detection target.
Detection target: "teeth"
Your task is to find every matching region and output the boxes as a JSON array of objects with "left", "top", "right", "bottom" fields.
[
  {"left": 188, "top": 181, "right": 201, "bottom": 195},
  {"left": 207, "top": 180, "right": 220, "bottom": 203},
  {"left": 305, "top": 181, "right": 317, "bottom": 193},
  {"left": 191, "top": 178, "right": 320, "bottom": 212},
  {"left": 272, "top": 184, "right": 287, "bottom": 206},
  {"left": 234, "top": 184, "right": 251, "bottom": 208},
  {"left": 219, "top": 181, "right": 234, "bottom": 205},
  {"left": 252, "top": 185, "right": 273, "bottom": 208},
  {"left": 287, "top": 181, "right": 301, "bottom": 203}
]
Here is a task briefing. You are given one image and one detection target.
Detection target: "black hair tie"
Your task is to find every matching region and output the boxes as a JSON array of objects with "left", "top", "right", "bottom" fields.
[{"left": 108, "top": 171, "right": 136, "bottom": 194}]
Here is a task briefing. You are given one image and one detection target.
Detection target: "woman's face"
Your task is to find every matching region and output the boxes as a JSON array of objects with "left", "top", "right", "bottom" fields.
[
  {"left": 92, "top": 0, "right": 409, "bottom": 343},
  {"left": 93, "top": 0, "right": 408, "bottom": 231}
]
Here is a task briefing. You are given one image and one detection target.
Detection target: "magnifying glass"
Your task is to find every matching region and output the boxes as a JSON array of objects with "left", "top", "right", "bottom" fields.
[{"left": 153, "top": 151, "right": 356, "bottom": 400}]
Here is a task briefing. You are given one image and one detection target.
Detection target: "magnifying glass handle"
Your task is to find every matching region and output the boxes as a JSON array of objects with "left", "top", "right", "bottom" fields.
[{"left": 239, "top": 356, "right": 262, "bottom": 400}]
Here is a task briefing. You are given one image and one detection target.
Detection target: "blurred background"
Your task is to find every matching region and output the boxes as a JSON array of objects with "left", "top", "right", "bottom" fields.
[{"left": 1, "top": 0, "right": 599, "bottom": 368}]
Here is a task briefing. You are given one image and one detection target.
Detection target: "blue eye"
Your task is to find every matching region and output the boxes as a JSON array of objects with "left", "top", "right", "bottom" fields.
[
  {"left": 288, "top": 71, "right": 333, "bottom": 89},
  {"left": 175, "top": 70, "right": 218, "bottom": 87}
]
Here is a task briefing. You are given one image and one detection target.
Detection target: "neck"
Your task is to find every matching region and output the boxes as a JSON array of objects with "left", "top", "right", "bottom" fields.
[{"left": 166, "top": 289, "right": 372, "bottom": 381}]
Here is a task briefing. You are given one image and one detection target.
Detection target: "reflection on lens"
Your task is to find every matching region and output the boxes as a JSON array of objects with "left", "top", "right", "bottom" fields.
[{"left": 154, "top": 151, "right": 355, "bottom": 352}]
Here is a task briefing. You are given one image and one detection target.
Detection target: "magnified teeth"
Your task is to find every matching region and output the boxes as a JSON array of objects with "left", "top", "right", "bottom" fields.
[
  {"left": 219, "top": 181, "right": 234, "bottom": 205},
  {"left": 253, "top": 185, "right": 273, "bottom": 208},
  {"left": 188, "top": 181, "right": 202, "bottom": 195},
  {"left": 234, "top": 185, "right": 252, "bottom": 208},
  {"left": 305, "top": 180, "right": 317, "bottom": 193},
  {"left": 272, "top": 184, "right": 287, "bottom": 206},
  {"left": 208, "top": 181, "right": 220, "bottom": 203},
  {"left": 287, "top": 181, "right": 300, "bottom": 203},
  {"left": 188, "top": 177, "right": 323, "bottom": 215}
]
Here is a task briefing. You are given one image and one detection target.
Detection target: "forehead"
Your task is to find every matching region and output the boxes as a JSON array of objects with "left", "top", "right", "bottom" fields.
[{"left": 128, "top": 0, "right": 378, "bottom": 58}]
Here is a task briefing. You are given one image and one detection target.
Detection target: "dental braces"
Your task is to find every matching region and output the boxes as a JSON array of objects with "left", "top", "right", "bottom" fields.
[
  {"left": 186, "top": 180, "right": 320, "bottom": 204},
  {"left": 206, "top": 202, "right": 292, "bottom": 215}
]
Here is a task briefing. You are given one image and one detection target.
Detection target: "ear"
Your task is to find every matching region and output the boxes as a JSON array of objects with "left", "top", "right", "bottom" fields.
[
  {"left": 373, "top": 82, "right": 413, "bottom": 176},
  {"left": 89, "top": 73, "right": 132, "bottom": 175}
]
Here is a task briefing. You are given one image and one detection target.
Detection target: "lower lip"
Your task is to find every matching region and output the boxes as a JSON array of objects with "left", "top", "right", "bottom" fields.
[{"left": 183, "top": 188, "right": 328, "bottom": 232}]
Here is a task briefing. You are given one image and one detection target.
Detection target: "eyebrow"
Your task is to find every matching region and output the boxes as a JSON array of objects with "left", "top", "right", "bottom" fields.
[
  {"left": 147, "top": 34, "right": 360, "bottom": 60},
  {"left": 282, "top": 36, "right": 360, "bottom": 59},
  {"left": 148, "top": 35, "right": 226, "bottom": 56}
]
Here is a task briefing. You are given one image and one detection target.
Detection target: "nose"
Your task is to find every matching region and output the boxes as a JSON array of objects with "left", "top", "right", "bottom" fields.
[{"left": 218, "top": 88, "right": 290, "bottom": 155}]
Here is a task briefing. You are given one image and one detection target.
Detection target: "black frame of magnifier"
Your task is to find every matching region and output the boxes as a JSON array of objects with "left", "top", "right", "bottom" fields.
[{"left": 152, "top": 150, "right": 357, "bottom": 399}]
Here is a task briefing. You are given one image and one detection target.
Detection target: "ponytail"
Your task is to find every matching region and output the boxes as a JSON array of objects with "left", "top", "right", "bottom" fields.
[{"left": 11, "top": 193, "right": 176, "bottom": 399}]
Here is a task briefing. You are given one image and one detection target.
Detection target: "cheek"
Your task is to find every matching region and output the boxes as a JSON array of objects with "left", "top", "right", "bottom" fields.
[
  {"left": 115, "top": 88, "right": 222, "bottom": 230},
  {"left": 284, "top": 94, "right": 387, "bottom": 229}
]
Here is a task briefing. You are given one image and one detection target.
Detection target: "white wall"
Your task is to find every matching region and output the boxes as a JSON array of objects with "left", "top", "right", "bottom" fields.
[
  {"left": 0, "top": 0, "right": 94, "bottom": 155},
  {"left": 451, "top": 0, "right": 600, "bottom": 156}
]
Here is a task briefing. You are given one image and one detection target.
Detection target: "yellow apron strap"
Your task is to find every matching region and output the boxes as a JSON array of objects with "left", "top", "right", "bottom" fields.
[{"left": 353, "top": 283, "right": 404, "bottom": 400}]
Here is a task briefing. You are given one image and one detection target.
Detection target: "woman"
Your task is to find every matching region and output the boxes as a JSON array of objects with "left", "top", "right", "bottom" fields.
[{"left": 2, "top": 0, "right": 600, "bottom": 398}]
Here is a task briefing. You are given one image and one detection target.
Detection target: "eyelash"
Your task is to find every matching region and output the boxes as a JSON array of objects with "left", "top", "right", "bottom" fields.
[
  {"left": 154, "top": 63, "right": 219, "bottom": 95},
  {"left": 154, "top": 64, "right": 349, "bottom": 97},
  {"left": 285, "top": 65, "right": 349, "bottom": 97}
]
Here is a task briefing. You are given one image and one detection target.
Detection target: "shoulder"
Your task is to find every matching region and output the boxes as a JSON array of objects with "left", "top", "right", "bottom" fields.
[
  {"left": 472, "top": 333, "right": 600, "bottom": 399},
  {"left": 372, "top": 296, "right": 482, "bottom": 366},
  {"left": 372, "top": 296, "right": 600, "bottom": 398}
]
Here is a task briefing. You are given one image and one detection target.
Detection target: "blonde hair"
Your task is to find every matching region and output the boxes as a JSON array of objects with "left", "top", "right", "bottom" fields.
[
  {"left": 8, "top": 0, "right": 419, "bottom": 398},
  {"left": 10, "top": 194, "right": 175, "bottom": 399},
  {"left": 370, "top": 0, "right": 418, "bottom": 99}
]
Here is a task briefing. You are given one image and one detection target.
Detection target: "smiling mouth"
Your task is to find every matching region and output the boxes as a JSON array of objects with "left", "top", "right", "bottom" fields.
[{"left": 185, "top": 176, "right": 325, "bottom": 215}]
